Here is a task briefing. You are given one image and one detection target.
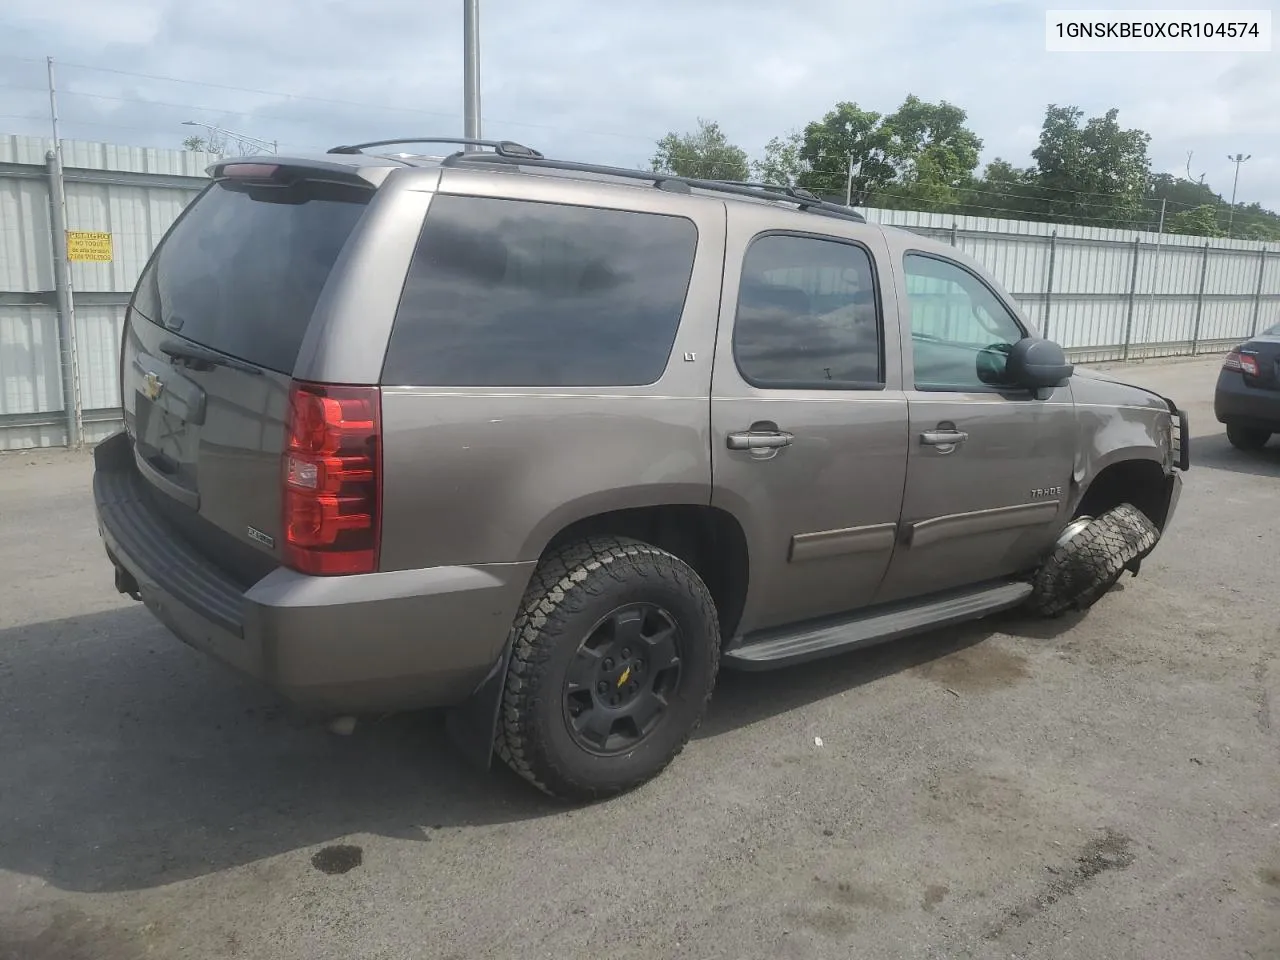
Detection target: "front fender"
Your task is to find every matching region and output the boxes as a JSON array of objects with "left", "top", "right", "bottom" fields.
[{"left": 1072, "top": 372, "right": 1173, "bottom": 468}]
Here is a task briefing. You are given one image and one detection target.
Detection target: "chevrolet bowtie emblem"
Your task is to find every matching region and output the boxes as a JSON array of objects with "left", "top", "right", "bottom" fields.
[{"left": 143, "top": 372, "right": 164, "bottom": 401}]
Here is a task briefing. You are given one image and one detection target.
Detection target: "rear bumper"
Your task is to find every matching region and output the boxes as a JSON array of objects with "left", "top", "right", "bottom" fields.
[
  {"left": 93, "top": 432, "right": 534, "bottom": 713},
  {"left": 1214, "top": 370, "right": 1280, "bottom": 429}
]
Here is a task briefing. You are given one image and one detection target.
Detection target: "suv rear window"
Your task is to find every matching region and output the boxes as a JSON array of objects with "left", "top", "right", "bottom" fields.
[
  {"left": 130, "top": 179, "right": 370, "bottom": 374},
  {"left": 382, "top": 196, "right": 698, "bottom": 387}
]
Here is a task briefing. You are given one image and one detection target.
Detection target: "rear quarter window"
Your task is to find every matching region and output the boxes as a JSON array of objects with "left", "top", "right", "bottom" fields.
[{"left": 381, "top": 196, "right": 698, "bottom": 387}]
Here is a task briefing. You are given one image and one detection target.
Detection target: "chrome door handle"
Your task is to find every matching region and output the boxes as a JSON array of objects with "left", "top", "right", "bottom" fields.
[
  {"left": 920, "top": 430, "right": 969, "bottom": 446},
  {"left": 727, "top": 430, "right": 794, "bottom": 450}
]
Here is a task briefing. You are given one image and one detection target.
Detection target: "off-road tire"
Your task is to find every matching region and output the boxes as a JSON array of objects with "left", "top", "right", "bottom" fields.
[
  {"left": 1028, "top": 503, "right": 1160, "bottom": 618},
  {"left": 1226, "top": 423, "right": 1271, "bottom": 451},
  {"left": 495, "top": 536, "right": 720, "bottom": 801}
]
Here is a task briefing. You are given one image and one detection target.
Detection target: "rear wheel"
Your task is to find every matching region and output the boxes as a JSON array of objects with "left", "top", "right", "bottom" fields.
[
  {"left": 496, "top": 537, "right": 720, "bottom": 801},
  {"left": 1028, "top": 503, "right": 1159, "bottom": 618},
  {"left": 1226, "top": 423, "right": 1271, "bottom": 451}
]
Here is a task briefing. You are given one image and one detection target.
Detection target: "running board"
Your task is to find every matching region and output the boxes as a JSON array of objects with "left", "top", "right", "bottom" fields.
[{"left": 722, "top": 581, "right": 1032, "bottom": 671}]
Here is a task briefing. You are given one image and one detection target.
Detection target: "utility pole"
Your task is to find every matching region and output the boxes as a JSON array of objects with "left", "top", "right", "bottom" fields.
[
  {"left": 845, "top": 154, "right": 855, "bottom": 207},
  {"left": 1226, "top": 152, "right": 1251, "bottom": 238},
  {"left": 46, "top": 56, "right": 83, "bottom": 449},
  {"left": 463, "top": 0, "right": 481, "bottom": 151}
]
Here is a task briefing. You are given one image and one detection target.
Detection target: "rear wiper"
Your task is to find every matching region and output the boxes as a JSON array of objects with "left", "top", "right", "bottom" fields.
[{"left": 159, "top": 341, "right": 262, "bottom": 376}]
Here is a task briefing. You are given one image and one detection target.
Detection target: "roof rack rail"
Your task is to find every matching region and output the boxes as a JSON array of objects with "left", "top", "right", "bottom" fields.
[
  {"left": 442, "top": 150, "right": 866, "bottom": 223},
  {"left": 327, "top": 137, "right": 544, "bottom": 159},
  {"left": 710, "top": 180, "right": 823, "bottom": 203}
]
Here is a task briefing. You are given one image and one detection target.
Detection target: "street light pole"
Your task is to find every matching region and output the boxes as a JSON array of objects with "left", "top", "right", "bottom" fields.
[
  {"left": 463, "top": 0, "right": 481, "bottom": 150},
  {"left": 1226, "top": 152, "right": 1251, "bottom": 238}
]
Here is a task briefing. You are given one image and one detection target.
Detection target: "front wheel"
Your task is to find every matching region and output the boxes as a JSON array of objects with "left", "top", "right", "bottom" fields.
[
  {"left": 1027, "top": 503, "right": 1159, "bottom": 618},
  {"left": 1226, "top": 423, "right": 1271, "bottom": 451},
  {"left": 495, "top": 537, "right": 720, "bottom": 801}
]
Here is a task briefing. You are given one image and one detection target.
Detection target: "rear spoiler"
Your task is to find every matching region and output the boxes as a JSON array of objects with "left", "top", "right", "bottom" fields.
[{"left": 207, "top": 157, "right": 392, "bottom": 189}]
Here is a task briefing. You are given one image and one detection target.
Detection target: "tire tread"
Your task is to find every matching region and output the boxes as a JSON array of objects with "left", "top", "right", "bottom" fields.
[
  {"left": 1226, "top": 423, "right": 1271, "bottom": 451},
  {"left": 1028, "top": 503, "right": 1159, "bottom": 618},
  {"left": 495, "top": 536, "right": 720, "bottom": 800}
]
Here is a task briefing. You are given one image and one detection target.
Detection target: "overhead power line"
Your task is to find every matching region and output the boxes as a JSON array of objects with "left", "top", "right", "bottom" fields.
[{"left": 0, "top": 52, "right": 1264, "bottom": 230}]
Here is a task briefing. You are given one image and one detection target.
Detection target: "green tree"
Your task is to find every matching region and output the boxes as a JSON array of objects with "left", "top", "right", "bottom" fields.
[
  {"left": 797, "top": 102, "right": 896, "bottom": 202},
  {"left": 1166, "top": 204, "right": 1224, "bottom": 238},
  {"left": 1147, "top": 172, "right": 1219, "bottom": 211},
  {"left": 791, "top": 96, "right": 982, "bottom": 206},
  {"left": 1225, "top": 202, "right": 1280, "bottom": 242},
  {"left": 957, "top": 158, "right": 1044, "bottom": 218},
  {"left": 651, "top": 118, "right": 749, "bottom": 181},
  {"left": 751, "top": 131, "right": 807, "bottom": 186},
  {"left": 883, "top": 95, "right": 983, "bottom": 188},
  {"left": 181, "top": 135, "right": 207, "bottom": 152},
  {"left": 866, "top": 97, "right": 983, "bottom": 211},
  {"left": 1031, "top": 105, "right": 1151, "bottom": 226}
]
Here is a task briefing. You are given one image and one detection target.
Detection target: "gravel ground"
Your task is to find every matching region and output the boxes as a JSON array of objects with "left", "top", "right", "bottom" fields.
[{"left": 0, "top": 356, "right": 1276, "bottom": 960}]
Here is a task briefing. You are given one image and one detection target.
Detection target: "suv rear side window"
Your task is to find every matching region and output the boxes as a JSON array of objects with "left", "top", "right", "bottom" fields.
[
  {"left": 732, "top": 233, "right": 882, "bottom": 389},
  {"left": 130, "top": 179, "right": 370, "bottom": 374},
  {"left": 383, "top": 196, "right": 698, "bottom": 387}
]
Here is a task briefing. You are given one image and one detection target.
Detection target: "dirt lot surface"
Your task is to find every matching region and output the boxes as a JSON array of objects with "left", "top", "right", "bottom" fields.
[{"left": 1, "top": 356, "right": 1277, "bottom": 960}]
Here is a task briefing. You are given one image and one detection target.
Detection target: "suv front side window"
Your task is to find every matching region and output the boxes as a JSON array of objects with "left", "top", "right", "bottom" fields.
[
  {"left": 732, "top": 233, "right": 882, "bottom": 389},
  {"left": 903, "top": 253, "right": 1026, "bottom": 391}
]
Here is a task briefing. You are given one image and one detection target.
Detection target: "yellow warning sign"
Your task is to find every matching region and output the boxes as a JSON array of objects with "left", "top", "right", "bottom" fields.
[{"left": 66, "top": 231, "right": 113, "bottom": 262}]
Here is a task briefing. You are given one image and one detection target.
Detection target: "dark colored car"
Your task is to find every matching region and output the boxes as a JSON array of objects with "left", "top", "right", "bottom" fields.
[{"left": 1215, "top": 322, "right": 1280, "bottom": 450}]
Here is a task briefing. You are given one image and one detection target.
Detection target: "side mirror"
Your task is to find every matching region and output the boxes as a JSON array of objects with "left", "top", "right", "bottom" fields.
[{"left": 1005, "top": 337, "right": 1073, "bottom": 390}]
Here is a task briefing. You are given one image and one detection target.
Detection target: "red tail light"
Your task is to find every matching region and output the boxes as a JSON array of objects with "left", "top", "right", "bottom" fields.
[
  {"left": 282, "top": 382, "right": 381, "bottom": 576},
  {"left": 1223, "top": 347, "right": 1260, "bottom": 377}
]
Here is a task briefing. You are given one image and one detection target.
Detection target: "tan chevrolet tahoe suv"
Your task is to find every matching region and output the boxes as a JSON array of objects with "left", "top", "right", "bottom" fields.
[{"left": 93, "top": 138, "right": 1188, "bottom": 800}]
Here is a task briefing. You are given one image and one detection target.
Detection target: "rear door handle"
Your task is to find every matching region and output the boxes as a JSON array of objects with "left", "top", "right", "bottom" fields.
[
  {"left": 727, "top": 430, "right": 794, "bottom": 450},
  {"left": 920, "top": 429, "right": 969, "bottom": 446}
]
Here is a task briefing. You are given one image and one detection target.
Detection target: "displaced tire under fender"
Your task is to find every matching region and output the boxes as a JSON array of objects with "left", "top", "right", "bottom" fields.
[{"left": 1028, "top": 503, "right": 1160, "bottom": 618}]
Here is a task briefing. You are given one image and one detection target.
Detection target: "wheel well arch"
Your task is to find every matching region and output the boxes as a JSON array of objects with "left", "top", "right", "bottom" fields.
[
  {"left": 1074, "top": 457, "right": 1172, "bottom": 530},
  {"left": 543, "top": 505, "right": 750, "bottom": 640}
]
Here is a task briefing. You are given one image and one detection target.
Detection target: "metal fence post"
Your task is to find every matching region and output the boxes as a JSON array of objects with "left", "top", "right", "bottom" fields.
[
  {"left": 1190, "top": 242, "right": 1210, "bottom": 355},
  {"left": 46, "top": 150, "right": 83, "bottom": 448},
  {"left": 1250, "top": 248, "right": 1268, "bottom": 337},
  {"left": 1122, "top": 236, "right": 1141, "bottom": 360},
  {"left": 1041, "top": 231, "right": 1056, "bottom": 339},
  {"left": 949, "top": 222, "right": 958, "bottom": 247}
]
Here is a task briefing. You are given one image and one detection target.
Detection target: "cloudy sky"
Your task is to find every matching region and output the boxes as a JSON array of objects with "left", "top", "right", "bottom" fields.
[{"left": 2, "top": 0, "right": 1277, "bottom": 212}]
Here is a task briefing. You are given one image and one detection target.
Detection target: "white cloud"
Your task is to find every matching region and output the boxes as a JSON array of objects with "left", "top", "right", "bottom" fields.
[{"left": 1, "top": 0, "right": 1276, "bottom": 210}]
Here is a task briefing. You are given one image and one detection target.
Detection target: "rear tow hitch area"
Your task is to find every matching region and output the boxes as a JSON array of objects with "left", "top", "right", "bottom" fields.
[{"left": 112, "top": 560, "right": 141, "bottom": 601}]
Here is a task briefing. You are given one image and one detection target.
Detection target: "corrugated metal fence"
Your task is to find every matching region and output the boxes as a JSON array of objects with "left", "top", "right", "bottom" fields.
[
  {"left": 1, "top": 135, "right": 215, "bottom": 450},
  {"left": 864, "top": 208, "right": 1278, "bottom": 363},
  {"left": 1, "top": 133, "right": 1277, "bottom": 450}
]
